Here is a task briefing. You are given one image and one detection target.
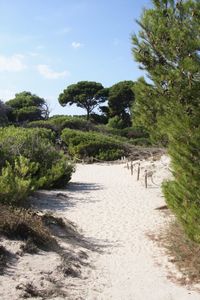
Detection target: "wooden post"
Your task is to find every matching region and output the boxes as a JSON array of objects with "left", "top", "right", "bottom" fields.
[
  {"left": 137, "top": 163, "right": 140, "bottom": 181},
  {"left": 145, "top": 170, "right": 148, "bottom": 188},
  {"left": 130, "top": 161, "right": 133, "bottom": 175}
]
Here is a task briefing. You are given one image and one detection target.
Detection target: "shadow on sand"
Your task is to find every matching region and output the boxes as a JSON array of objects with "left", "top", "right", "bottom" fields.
[
  {"left": 1, "top": 181, "right": 118, "bottom": 285},
  {"left": 30, "top": 181, "right": 114, "bottom": 255},
  {"left": 31, "top": 182, "right": 103, "bottom": 212},
  {"left": 68, "top": 182, "right": 103, "bottom": 193}
]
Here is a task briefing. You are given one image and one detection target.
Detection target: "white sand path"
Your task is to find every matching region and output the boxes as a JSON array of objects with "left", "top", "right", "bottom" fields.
[
  {"left": 0, "top": 157, "right": 200, "bottom": 300},
  {"left": 62, "top": 158, "right": 200, "bottom": 300}
]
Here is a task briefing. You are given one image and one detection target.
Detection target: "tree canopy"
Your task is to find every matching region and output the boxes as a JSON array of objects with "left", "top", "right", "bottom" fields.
[
  {"left": 6, "top": 91, "right": 49, "bottom": 123},
  {"left": 132, "top": 0, "right": 200, "bottom": 142},
  {"left": 108, "top": 80, "right": 135, "bottom": 128},
  {"left": 58, "top": 81, "right": 108, "bottom": 120},
  {"left": 0, "top": 100, "right": 11, "bottom": 126},
  {"left": 132, "top": 0, "right": 200, "bottom": 242}
]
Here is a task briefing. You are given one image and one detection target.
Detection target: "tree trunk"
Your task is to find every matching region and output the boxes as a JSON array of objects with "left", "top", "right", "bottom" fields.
[{"left": 86, "top": 109, "right": 90, "bottom": 120}]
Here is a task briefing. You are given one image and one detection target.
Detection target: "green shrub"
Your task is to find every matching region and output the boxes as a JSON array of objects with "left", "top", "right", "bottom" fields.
[
  {"left": 162, "top": 112, "right": 200, "bottom": 243},
  {"left": 97, "top": 148, "right": 124, "bottom": 161},
  {"left": 61, "top": 128, "right": 125, "bottom": 161},
  {"left": 28, "top": 116, "right": 96, "bottom": 134},
  {"left": 0, "top": 127, "right": 74, "bottom": 202},
  {"left": 0, "top": 156, "right": 38, "bottom": 205},
  {"left": 96, "top": 125, "right": 149, "bottom": 139},
  {"left": 26, "top": 120, "right": 57, "bottom": 133},
  {"left": 37, "top": 154, "right": 75, "bottom": 189},
  {"left": 0, "top": 127, "right": 55, "bottom": 157},
  {"left": 107, "top": 116, "right": 125, "bottom": 129},
  {"left": 130, "top": 137, "right": 152, "bottom": 146}
]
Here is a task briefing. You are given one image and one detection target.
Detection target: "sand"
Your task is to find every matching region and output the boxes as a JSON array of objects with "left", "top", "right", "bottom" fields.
[{"left": 0, "top": 155, "right": 200, "bottom": 299}]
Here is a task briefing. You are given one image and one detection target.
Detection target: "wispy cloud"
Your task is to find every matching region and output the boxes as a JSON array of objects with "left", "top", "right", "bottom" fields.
[
  {"left": 0, "top": 54, "right": 26, "bottom": 72},
  {"left": 37, "top": 64, "right": 70, "bottom": 79},
  {"left": 71, "top": 41, "right": 84, "bottom": 49}
]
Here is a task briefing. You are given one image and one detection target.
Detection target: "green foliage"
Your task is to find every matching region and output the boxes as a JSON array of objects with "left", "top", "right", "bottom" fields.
[
  {"left": 0, "top": 127, "right": 56, "bottom": 164},
  {"left": 108, "top": 80, "right": 135, "bottom": 128},
  {"left": 0, "top": 127, "right": 74, "bottom": 205},
  {"left": 58, "top": 81, "right": 108, "bottom": 120},
  {"left": 28, "top": 115, "right": 96, "bottom": 134},
  {"left": 0, "top": 100, "right": 10, "bottom": 126},
  {"left": 131, "top": 137, "right": 152, "bottom": 146},
  {"left": 107, "top": 116, "right": 127, "bottom": 129},
  {"left": 0, "top": 156, "right": 38, "bottom": 205},
  {"left": 132, "top": 0, "right": 200, "bottom": 143},
  {"left": 132, "top": 77, "right": 165, "bottom": 142},
  {"left": 133, "top": 0, "right": 200, "bottom": 242},
  {"left": 96, "top": 124, "right": 149, "bottom": 143},
  {"left": 61, "top": 128, "right": 125, "bottom": 161},
  {"left": 37, "top": 154, "right": 74, "bottom": 189},
  {"left": 6, "top": 91, "right": 49, "bottom": 123},
  {"left": 162, "top": 108, "right": 200, "bottom": 242}
]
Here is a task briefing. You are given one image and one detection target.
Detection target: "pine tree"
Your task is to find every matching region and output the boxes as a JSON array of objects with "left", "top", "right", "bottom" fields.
[
  {"left": 132, "top": 0, "right": 200, "bottom": 136},
  {"left": 132, "top": 0, "right": 200, "bottom": 242}
]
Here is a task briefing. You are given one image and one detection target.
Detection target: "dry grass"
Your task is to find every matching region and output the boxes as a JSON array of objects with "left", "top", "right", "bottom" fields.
[
  {"left": 149, "top": 220, "right": 200, "bottom": 287},
  {"left": 0, "top": 204, "right": 90, "bottom": 280},
  {"left": 0, "top": 205, "right": 58, "bottom": 251},
  {"left": 16, "top": 281, "right": 67, "bottom": 299}
]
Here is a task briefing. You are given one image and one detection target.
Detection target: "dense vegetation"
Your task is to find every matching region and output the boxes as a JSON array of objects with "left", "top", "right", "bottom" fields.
[
  {"left": 0, "top": 71, "right": 153, "bottom": 207},
  {"left": 108, "top": 81, "right": 135, "bottom": 129},
  {"left": 0, "top": 127, "right": 74, "bottom": 206},
  {"left": 132, "top": 0, "right": 200, "bottom": 242},
  {"left": 5, "top": 91, "right": 49, "bottom": 123},
  {"left": 61, "top": 128, "right": 126, "bottom": 161},
  {"left": 58, "top": 81, "right": 108, "bottom": 120},
  {"left": 1, "top": 0, "right": 199, "bottom": 264}
]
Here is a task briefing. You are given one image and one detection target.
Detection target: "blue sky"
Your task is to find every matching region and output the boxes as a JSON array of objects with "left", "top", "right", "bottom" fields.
[{"left": 0, "top": 0, "right": 152, "bottom": 115}]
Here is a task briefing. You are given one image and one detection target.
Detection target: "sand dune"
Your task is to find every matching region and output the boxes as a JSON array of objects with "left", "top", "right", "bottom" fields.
[{"left": 0, "top": 156, "right": 199, "bottom": 299}]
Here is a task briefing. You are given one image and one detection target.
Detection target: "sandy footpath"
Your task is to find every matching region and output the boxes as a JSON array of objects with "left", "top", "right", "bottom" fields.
[
  {"left": 0, "top": 156, "right": 200, "bottom": 299},
  {"left": 62, "top": 157, "right": 199, "bottom": 300}
]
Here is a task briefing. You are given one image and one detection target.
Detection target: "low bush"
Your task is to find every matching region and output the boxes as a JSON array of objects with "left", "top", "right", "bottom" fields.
[
  {"left": 28, "top": 115, "right": 96, "bottom": 134},
  {"left": 130, "top": 137, "right": 152, "bottom": 146},
  {"left": 38, "top": 155, "right": 74, "bottom": 189},
  {"left": 61, "top": 128, "right": 125, "bottom": 161},
  {"left": 0, "top": 156, "right": 38, "bottom": 206},
  {"left": 107, "top": 116, "right": 126, "bottom": 129},
  {"left": 0, "top": 126, "right": 74, "bottom": 205},
  {"left": 96, "top": 125, "right": 149, "bottom": 139},
  {"left": 26, "top": 120, "right": 57, "bottom": 133}
]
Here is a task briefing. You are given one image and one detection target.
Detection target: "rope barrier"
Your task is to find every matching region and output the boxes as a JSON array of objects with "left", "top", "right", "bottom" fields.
[{"left": 73, "top": 156, "right": 129, "bottom": 164}]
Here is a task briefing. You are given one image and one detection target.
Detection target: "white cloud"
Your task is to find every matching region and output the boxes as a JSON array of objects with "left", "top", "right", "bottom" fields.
[
  {"left": 71, "top": 41, "right": 84, "bottom": 49},
  {"left": 0, "top": 54, "right": 26, "bottom": 72},
  {"left": 37, "top": 64, "right": 70, "bottom": 79}
]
